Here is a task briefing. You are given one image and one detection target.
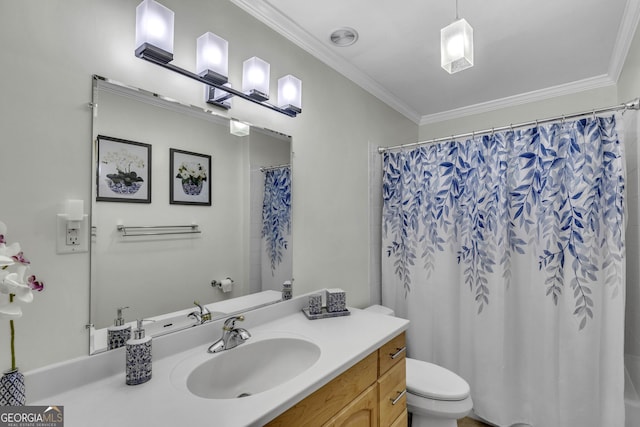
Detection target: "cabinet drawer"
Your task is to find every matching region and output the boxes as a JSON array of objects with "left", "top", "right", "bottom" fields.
[
  {"left": 378, "top": 331, "right": 406, "bottom": 376},
  {"left": 378, "top": 358, "right": 406, "bottom": 427}
]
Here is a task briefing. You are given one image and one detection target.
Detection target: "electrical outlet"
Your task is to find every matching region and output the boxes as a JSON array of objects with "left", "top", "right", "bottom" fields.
[
  {"left": 57, "top": 214, "right": 88, "bottom": 254},
  {"left": 67, "top": 228, "right": 79, "bottom": 245}
]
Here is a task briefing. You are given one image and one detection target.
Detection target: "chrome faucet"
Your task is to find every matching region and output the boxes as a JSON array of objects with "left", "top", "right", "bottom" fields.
[
  {"left": 188, "top": 301, "right": 212, "bottom": 324},
  {"left": 208, "top": 315, "right": 251, "bottom": 353}
]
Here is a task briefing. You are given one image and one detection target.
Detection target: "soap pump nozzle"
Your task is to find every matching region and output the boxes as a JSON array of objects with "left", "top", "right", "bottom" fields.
[
  {"left": 114, "top": 306, "right": 129, "bottom": 326},
  {"left": 133, "top": 319, "right": 146, "bottom": 340}
]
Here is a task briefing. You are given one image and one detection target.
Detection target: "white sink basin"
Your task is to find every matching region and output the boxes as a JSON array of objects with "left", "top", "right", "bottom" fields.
[{"left": 180, "top": 337, "right": 321, "bottom": 399}]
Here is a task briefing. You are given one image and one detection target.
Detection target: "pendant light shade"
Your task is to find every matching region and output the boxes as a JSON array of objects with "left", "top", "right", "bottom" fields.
[
  {"left": 441, "top": 18, "right": 473, "bottom": 74},
  {"left": 242, "top": 57, "right": 270, "bottom": 102},
  {"left": 196, "top": 32, "right": 228, "bottom": 85},
  {"left": 277, "top": 75, "right": 302, "bottom": 114},
  {"left": 135, "top": 0, "right": 175, "bottom": 64}
]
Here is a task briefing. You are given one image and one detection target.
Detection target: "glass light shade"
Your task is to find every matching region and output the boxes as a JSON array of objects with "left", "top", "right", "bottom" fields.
[
  {"left": 135, "top": 0, "right": 175, "bottom": 63},
  {"left": 242, "top": 57, "right": 270, "bottom": 102},
  {"left": 196, "top": 32, "right": 228, "bottom": 85},
  {"left": 440, "top": 18, "right": 473, "bottom": 74},
  {"left": 230, "top": 120, "right": 250, "bottom": 137},
  {"left": 277, "top": 75, "right": 302, "bottom": 114}
]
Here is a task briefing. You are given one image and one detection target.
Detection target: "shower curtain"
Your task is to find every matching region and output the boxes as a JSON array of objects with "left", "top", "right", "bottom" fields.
[
  {"left": 261, "top": 166, "right": 292, "bottom": 292},
  {"left": 381, "top": 115, "right": 626, "bottom": 426}
]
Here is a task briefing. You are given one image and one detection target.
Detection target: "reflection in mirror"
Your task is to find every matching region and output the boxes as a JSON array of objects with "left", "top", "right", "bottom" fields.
[{"left": 89, "top": 76, "right": 292, "bottom": 354}]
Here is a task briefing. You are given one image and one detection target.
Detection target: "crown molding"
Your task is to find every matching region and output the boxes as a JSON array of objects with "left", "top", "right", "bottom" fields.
[
  {"left": 230, "top": 0, "right": 422, "bottom": 124},
  {"left": 609, "top": 0, "right": 640, "bottom": 80},
  {"left": 419, "top": 74, "right": 616, "bottom": 125},
  {"left": 233, "top": 0, "right": 639, "bottom": 127}
]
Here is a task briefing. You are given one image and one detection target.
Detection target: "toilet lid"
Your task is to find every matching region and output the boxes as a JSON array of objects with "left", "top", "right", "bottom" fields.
[{"left": 406, "top": 358, "right": 470, "bottom": 401}]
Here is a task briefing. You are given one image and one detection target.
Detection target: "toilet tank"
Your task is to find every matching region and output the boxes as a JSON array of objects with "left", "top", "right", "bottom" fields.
[{"left": 364, "top": 304, "right": 395, "bottom": 316}]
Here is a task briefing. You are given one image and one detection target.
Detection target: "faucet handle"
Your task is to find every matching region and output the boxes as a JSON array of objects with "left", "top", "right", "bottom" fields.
[{"left": 223, "top": 315, "right": 245, "bottom": 331}]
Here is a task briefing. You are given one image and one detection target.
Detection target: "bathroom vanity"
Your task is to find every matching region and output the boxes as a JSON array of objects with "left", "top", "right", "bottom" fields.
[
  {"left": 26, "top": 294, "right": 408, "bottom": 426},
  {"left": 267, "top": 331, "right": 407, "bottom": 427}
]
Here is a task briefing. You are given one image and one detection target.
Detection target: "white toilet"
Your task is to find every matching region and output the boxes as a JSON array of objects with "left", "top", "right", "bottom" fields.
[{"left": 365, "top": 305, "right": 473, "bottom": 427}]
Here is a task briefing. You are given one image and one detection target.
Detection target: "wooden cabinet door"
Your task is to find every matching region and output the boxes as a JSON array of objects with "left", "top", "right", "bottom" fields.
[
  {"left": 323, "top": 384, "right": 378, "bottom": 427},
  {"left": 389, "top": 409, "right": 408, "bottom": 427},
  {"left": 266, "top": 352, "right": 377, "bottom": 427}
]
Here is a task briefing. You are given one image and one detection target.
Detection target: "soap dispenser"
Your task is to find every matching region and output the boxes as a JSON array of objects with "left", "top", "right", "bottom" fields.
[
  {"left": 126, "top": 319, "right": 152, "bottom": 385},
  {"left": 107, "top": 306, "right": 131, "bottom": 350},
  {"left": 282, "top": 280, "right": 292, "bottom": 300}
]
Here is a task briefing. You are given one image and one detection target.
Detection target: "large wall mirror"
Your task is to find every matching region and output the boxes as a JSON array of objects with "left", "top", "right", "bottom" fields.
[{"left": 89, "top": 75, "right": 292, "bottom": 354}]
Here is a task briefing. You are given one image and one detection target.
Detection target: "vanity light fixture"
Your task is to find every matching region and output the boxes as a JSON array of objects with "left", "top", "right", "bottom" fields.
[
  {"left": 196, "top": 32, "right": 228, "bottom": 85},
  {"left": 441, "top": 0, "right": 473, "bottom": 74},
  {"left": 135, "top": 0, "right": 174, "bottom": 64},
  {"left": 230, "top": 119, "right": 250, "bottom": 137},
  {"left": 133, "top": 0, "right": 301, "bottom": 117},
  {"left": 207, "top": 83, "right": 233, "bottom": 109},
  {"left": 277, "top": 75, "right": 302, "bottom": 115},
  {"left": 242, "top": 57, "right": 270, "bottom": 102}
]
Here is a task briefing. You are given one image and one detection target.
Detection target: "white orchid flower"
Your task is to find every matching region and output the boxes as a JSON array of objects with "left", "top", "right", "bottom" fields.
[
  {"left": 0, "top": 242, "right": 20, "bottom": 258},
  {"left": 0, "top": 269, "right": 33, "bottom": 302},
  {"left": 0, "top": 219, "right": 45, "bottom": 373},
  {"left": 0, "top": 301, "right": 22, "bottom": 320},
  {"left": 0, "top": 255, "right": 14, "bottom": 268},
  {"left": 4, "top": 275, "right": 33, "bottom": 303}
]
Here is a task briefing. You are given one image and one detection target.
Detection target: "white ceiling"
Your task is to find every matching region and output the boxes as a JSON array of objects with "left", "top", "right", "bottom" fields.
[{"left": 232, "top": 0, "right": 640, "bottom": 124}]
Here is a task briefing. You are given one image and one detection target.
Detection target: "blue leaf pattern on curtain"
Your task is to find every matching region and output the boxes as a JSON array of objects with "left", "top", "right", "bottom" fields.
[
  {"left": 382, "top": 115, "right": 624, "bottom": 328},
  {"left": 262, "top": 166, "right": 291, "bottom": 275}
]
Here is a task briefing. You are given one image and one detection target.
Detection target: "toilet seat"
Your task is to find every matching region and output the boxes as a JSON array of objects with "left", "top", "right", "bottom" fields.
[{"left": 406, "top": 358, "right": 470, "bottom": 401}]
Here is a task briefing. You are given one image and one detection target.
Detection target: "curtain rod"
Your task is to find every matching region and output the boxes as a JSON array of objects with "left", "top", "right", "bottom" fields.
[
  {"left": 259, "top": 163, "right": 290, "bottom": 172},
  {"left": 378, "top": 98, "right": 640, "bottom": 154}
]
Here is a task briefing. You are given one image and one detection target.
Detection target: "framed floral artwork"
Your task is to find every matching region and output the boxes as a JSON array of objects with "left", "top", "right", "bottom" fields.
[
  {"left": 170, "top": 148, "right": 211, "bottom": 206},
  {"left": 96, "top": 135, "right": 151, "bottom": 203}
]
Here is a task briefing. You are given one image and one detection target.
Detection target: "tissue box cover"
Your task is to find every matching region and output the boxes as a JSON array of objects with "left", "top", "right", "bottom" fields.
[
  {"left": 325, "top": 288, "right": 346, "bottom": 312},
  {"left": 308, "top": 294, "right": 322, "bottom": 315}
]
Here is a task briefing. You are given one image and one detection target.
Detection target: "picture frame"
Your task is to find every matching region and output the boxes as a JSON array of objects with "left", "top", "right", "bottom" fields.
[
  {"left": 170, "top": 148, "right": 212, "bottom": 206},
  {"left": 96, "top": 135, "right": 151, "bottom": 203}
]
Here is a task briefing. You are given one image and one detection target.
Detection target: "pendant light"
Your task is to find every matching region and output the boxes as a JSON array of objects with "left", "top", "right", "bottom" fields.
[{"left": 441, "top": 0, "right": 473, "bottom": 74}]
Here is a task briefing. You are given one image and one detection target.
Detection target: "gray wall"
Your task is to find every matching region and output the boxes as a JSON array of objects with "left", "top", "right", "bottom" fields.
[
  {"left": 3, "top": 0, "right": 637, "bottom": 373},
  {"left": 0, "top": 0, "right": 417, "bottom": 371}
]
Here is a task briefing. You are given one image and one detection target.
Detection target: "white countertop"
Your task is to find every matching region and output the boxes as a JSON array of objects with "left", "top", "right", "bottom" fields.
[{"left": 27, "top": 295, "right": 408, "bottom": 427}]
